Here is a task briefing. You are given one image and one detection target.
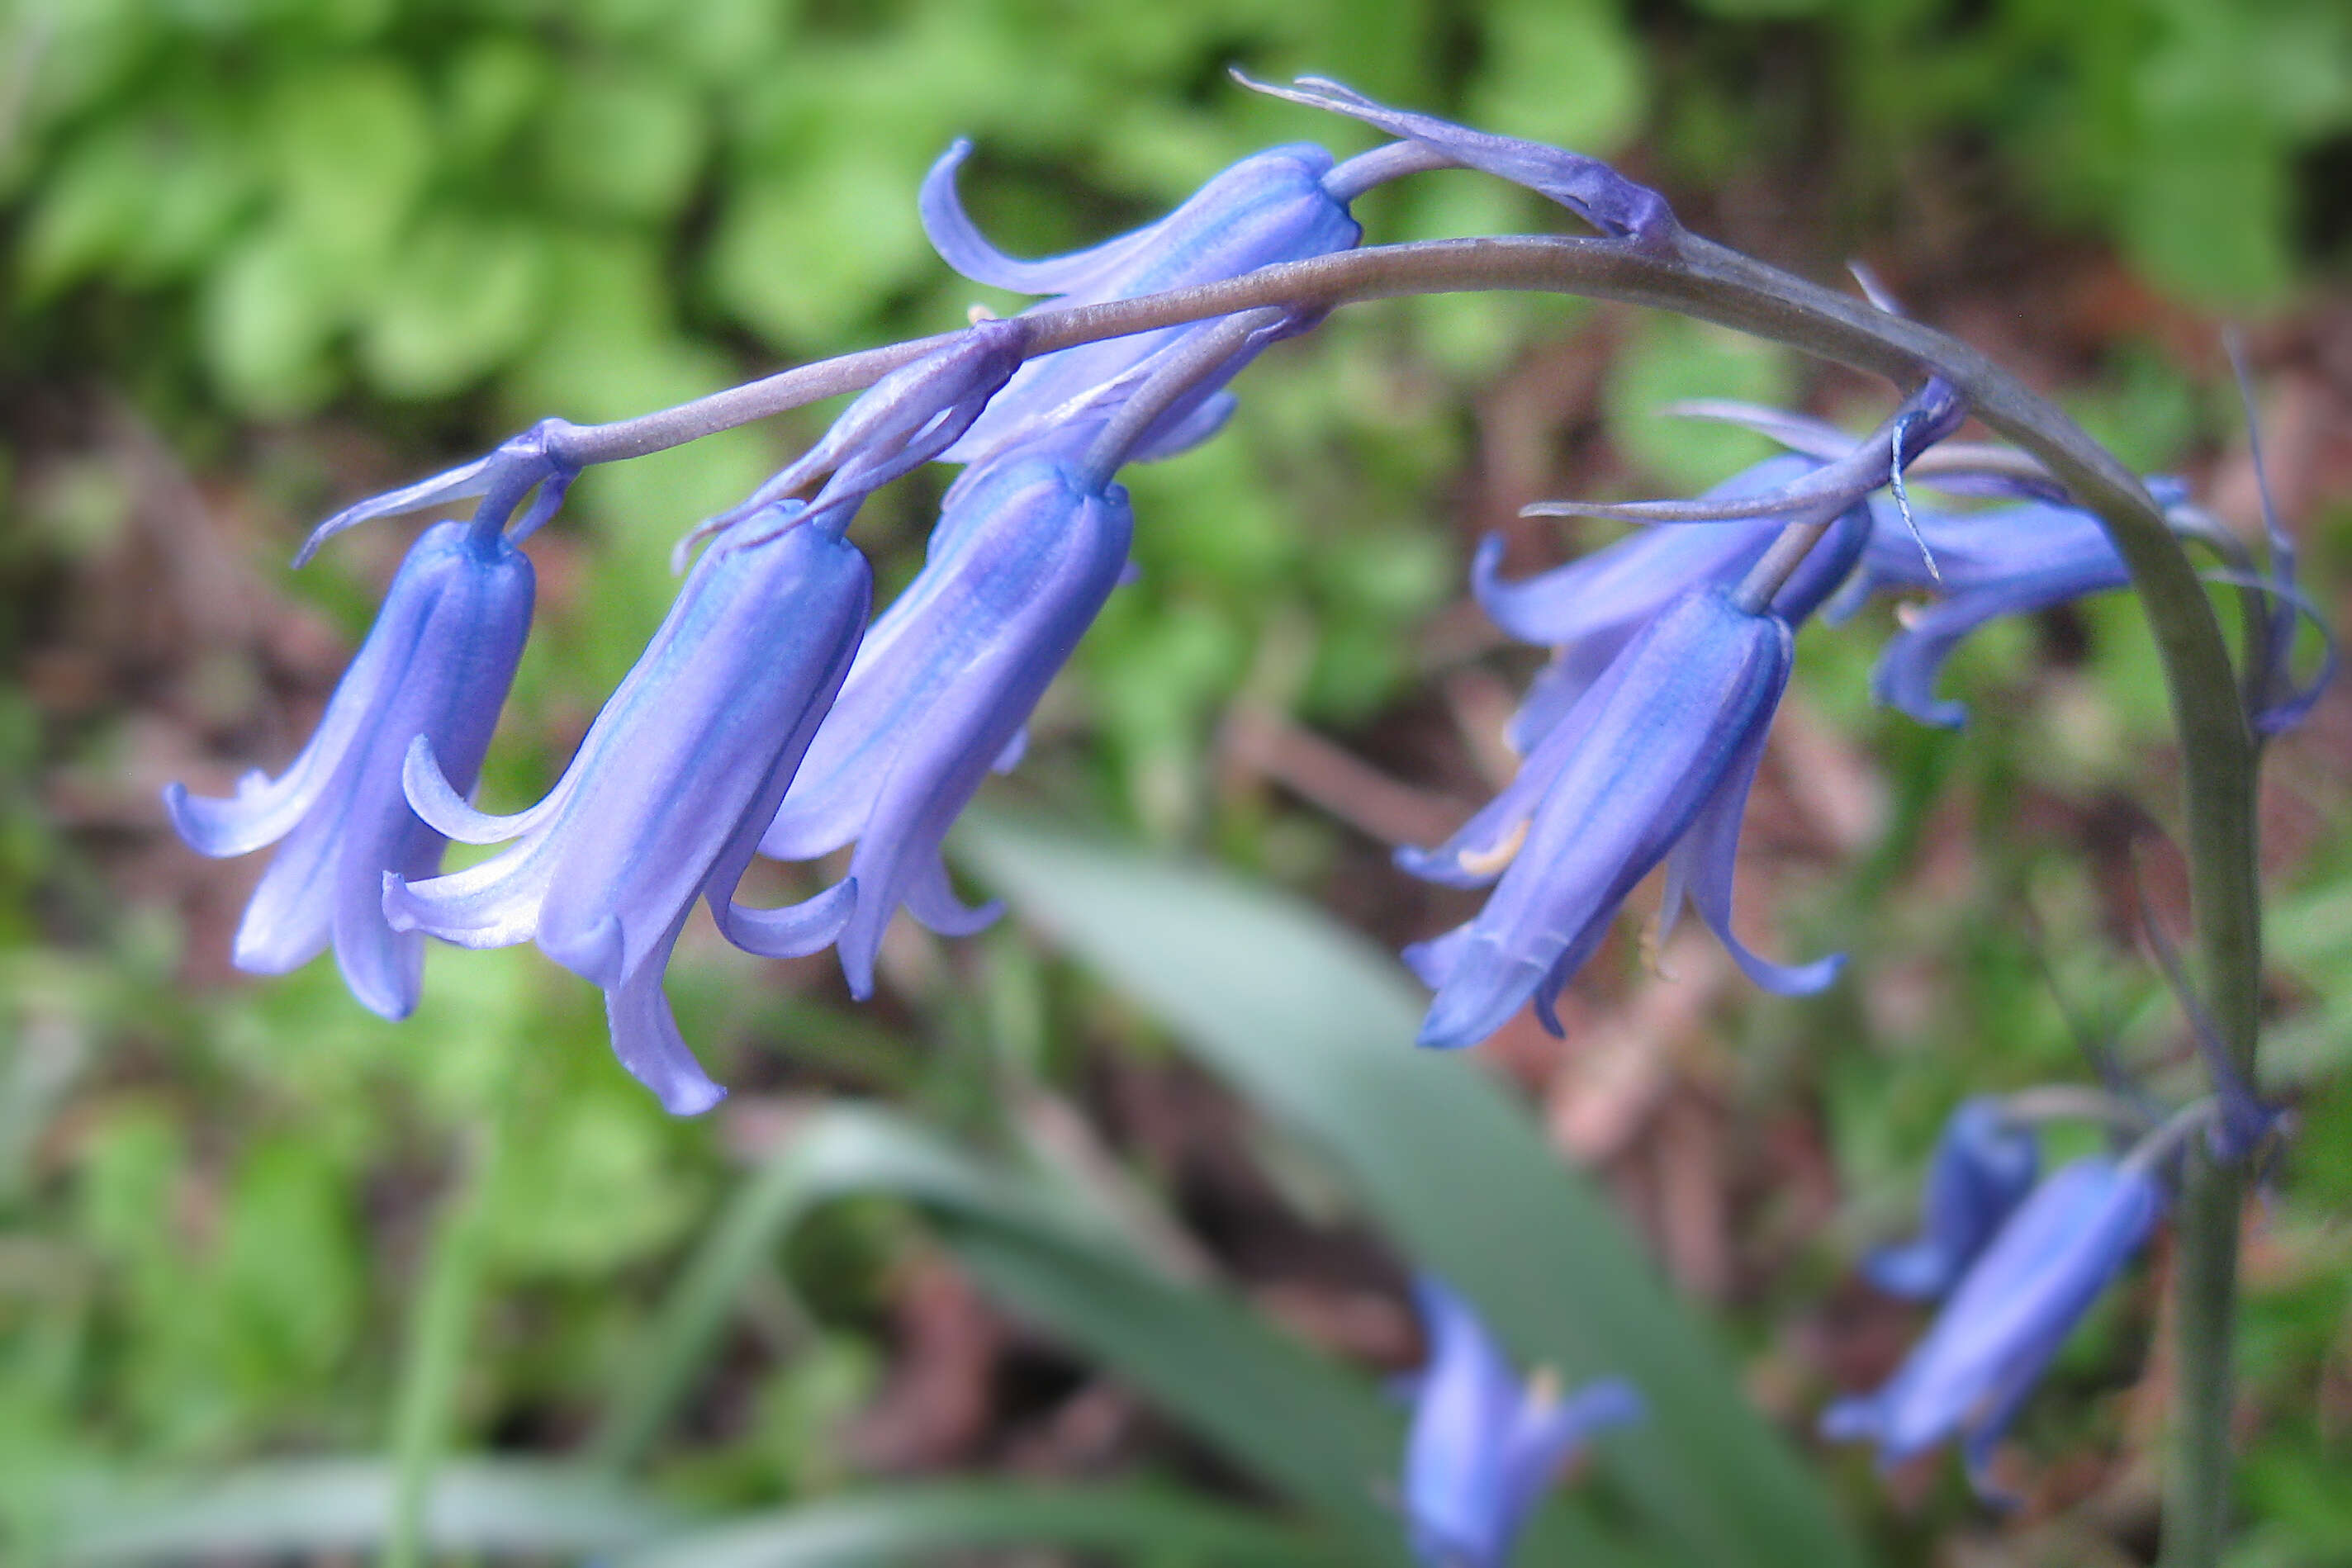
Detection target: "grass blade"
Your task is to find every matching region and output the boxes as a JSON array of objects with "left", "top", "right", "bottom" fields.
[{"left": 957, "top": 813, "right": 1868, "bottom": 1568}]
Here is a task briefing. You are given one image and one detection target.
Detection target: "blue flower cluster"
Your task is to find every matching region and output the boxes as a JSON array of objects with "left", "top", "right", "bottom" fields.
[
  {"left": 166, "top": 81, "right": 1501, "bottom": 1114},
  {"left": 159, "top": 71, "right": 2326, "bottom": 1547}
]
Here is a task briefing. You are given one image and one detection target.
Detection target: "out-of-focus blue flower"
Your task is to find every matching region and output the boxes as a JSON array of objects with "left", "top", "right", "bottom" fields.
[
  {"left": 165, "top": 520, "right": 534, "bottom": 1021},
  {"left": 385, "top": 518, "right": 870, "bottom": 1116},
  {"left": 2223, "top": 343, "right": 2338, "bottom": 735},
  {"left": 920, "top": 140, "right": 1361, "bottom": 468},
  {"left": 1401, "top": 1277, "right": 1641, "bottom": 1568},
  {"left": 1404, "top": 587, "right": 1840, "bottom": 1050},
  {"left": 1864, "top": 1098, "right": 2041, "bottom": 1300},
  {"left": 1472, "top": 455, "right": 1854, "bottom": 752},
  {"left": 1822, "top": 1156, "right": 2163, "bottom": 1499},
  {"left": 1846, "top": 498, "right": 2135, "bottom": 728},
  {"left": 760, "top": 454, "right": 1133, "bottom": 999},
  {"left": 1241, "top": 73, "right": 1678, "bottom": 243}
]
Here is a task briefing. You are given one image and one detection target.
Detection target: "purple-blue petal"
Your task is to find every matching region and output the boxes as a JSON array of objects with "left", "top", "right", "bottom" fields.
[
  {"left": 1402, "top": 1278, "right": 1641, "bottom": 1568},
  {"left": 1821, "top": 1158, "right": 2162, "bottom": 1494},
  {"left": 1413, "top": 589, "right": 1791, "bottom": 1051},
  {"left": 1657, "top": 674, "right": 1842, "bottom": 997},
  {"left": 1403, "top": 1278, "right": 1525, "bottom": 1568},
  {"left": 923, "top": 142, "right": 1359, "bottom": 465},
  {"left": 1495, "top": 1378, "right": 1643, "bottom": 1551},
  {"left": 386, "top": 516, "right": 870, "bottom": 1109},
  {"left": 1873, "top": 556, "right": 2132, "bottom": 728},
  {"left": 761, "top": 457, "right": 1131, "bottom": 998},
  {"left": 166, "top": 520, "right": 535, "bottom": 1021},
  {"left": 1863, "top": 1098, "right": 2041, "bottom": 1300}
]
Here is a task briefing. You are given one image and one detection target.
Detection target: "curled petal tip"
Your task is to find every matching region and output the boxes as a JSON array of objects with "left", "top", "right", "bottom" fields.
[{"left": 380, "top": 870, "right": 422, "bottom": 934}]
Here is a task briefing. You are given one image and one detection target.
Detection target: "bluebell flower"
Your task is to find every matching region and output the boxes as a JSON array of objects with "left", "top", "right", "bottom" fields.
[
  {"left": 384, "top": 517, "right": 870, "bottom": 1115},
  {"left": 759, "top": 454, "right": 1133, "bottom": 999},
  {"left": 1472, "top": 455, "right": 1838, "bottom": 753},
  {"left": 1404, "top": 586, "right": 1841, "bottom": 1050},
  {"left": 165, "top": 520, "right": 534, "bottom": 1021},
  {"left": 1822, "top": 1157, "right": 2164, "bottom": 1500},
  {"left": 1849, "top": 498, "right": 2134, "bottom": 728},
  {"left": 920, "top": 139, "right": 1362, "bottom": 469},
  {"left": 1863, "top": 1097, "right": 2041, "bottom": 1300},
  {"left": 1402, "top": 1277, "right": 1642, "bottom": 1568}
]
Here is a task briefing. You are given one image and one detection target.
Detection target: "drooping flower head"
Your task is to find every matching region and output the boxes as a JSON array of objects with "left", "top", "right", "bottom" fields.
[
  {"left": 386, "top": 517, "right": 870, "bottom": 1115},
  {"left": 1402, "top": 1277, "right": 1642, "bottom": 1568},
  {"left": 759, "top": 454, "right": 1134, "bottom": 999},
  {"left": 1472, "top": 454, "right": 1856, "bottom": 753},
  {"left": 1863, "top": 1097, "right": 2041, "bottom": 1301},
  {"left": 1822, "top": 1156, "right": 2164, "bottom": 1500},
  {"left": 1405, "top": 585, "right": 1842, "bottom": 1050},
  {"left": 920, "top": 138, "right": 1363, "bottom": 470},
  {"left": 165, "top": 519, "right": 535, "bottom": 1021}
]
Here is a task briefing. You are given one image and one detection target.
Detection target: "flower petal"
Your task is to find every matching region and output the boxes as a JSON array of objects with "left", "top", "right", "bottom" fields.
[
  {"left": 602, "top": 916, "right": 728, "bottom": 1117},
  {"left": 714, "top": 876, "right": 859, "bottom": 961},
  {"left": 921, "top": 139, "right": 1170, "bottom": 296}
]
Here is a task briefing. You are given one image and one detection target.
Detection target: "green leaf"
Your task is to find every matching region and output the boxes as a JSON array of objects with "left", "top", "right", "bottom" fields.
[
  {"left": 590, "top": 1107, "right": 1415, "bottom": 1561},
  {"left": 706, "top": 153, "right": 928, "bottom": 351},
  {"left": 53, "top": 1459, "right": 687, "bottom": 1565},
  {"left": 358, "top": 214, "right": 547, "bottom": 400},
  {"left": 1609, "top": 312, "right": 1795, "bottom": 495},
  {"left": 955, "top": 814, "right": 1870, "bottom": 1568},
  {"left": 260, "top": 64, "right": 434, "bottom": 275},
  {"left": 538, "top": 67, "right": 708, "bottom": 224},
  {"left": 1466, "top": 0, "right": 1646, "bottom": 159},
  {"left": 199, "top": 226, "right": 345, "bottom": 417},
  {"left": 613, "top": 1482, "right": 1338, "bottom": 1568}
]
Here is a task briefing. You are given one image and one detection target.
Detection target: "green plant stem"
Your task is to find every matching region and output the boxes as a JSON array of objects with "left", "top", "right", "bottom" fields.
[
  {"left": 384, "top": 1119, "right": 503, "bottom": 1568},
  {"left": 2165, "top": 1150, "right": 2242, "bottom": 1566}
]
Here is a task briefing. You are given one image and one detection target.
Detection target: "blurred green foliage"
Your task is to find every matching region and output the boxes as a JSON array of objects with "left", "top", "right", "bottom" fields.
[{"left": 3, "top": 0, "right": 2350, "bottom": 1563}]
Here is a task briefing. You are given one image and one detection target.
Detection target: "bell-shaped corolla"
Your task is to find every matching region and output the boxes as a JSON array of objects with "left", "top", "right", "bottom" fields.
[
  {"left": 758, "top": 456, "right": 1133, "bottom": 1000},
  {"left": 1472, "top": 455, "right": 1847, "bottom": 753},
  {"left": 1821, "top": 1157, "right": 2163, "bottom": 1501},
  {"left": 384, "top": 516, "right": 871, "bottom": 1116},
  {"left": 1404, "top": 587, "right": 1840, "bottom": 1050},
  {"left": 165, "top": 520, "right": 534, "bottom": 1021},
  {"left": 920, "top": 140, "right": 1361, "bottom": 467},
  {"left": 1402, "top": 1277, "right": 1642, "bottom": 1568},
  {"left": 1863, "top": 1097, "right": 2041, "bottom": 1300}
]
